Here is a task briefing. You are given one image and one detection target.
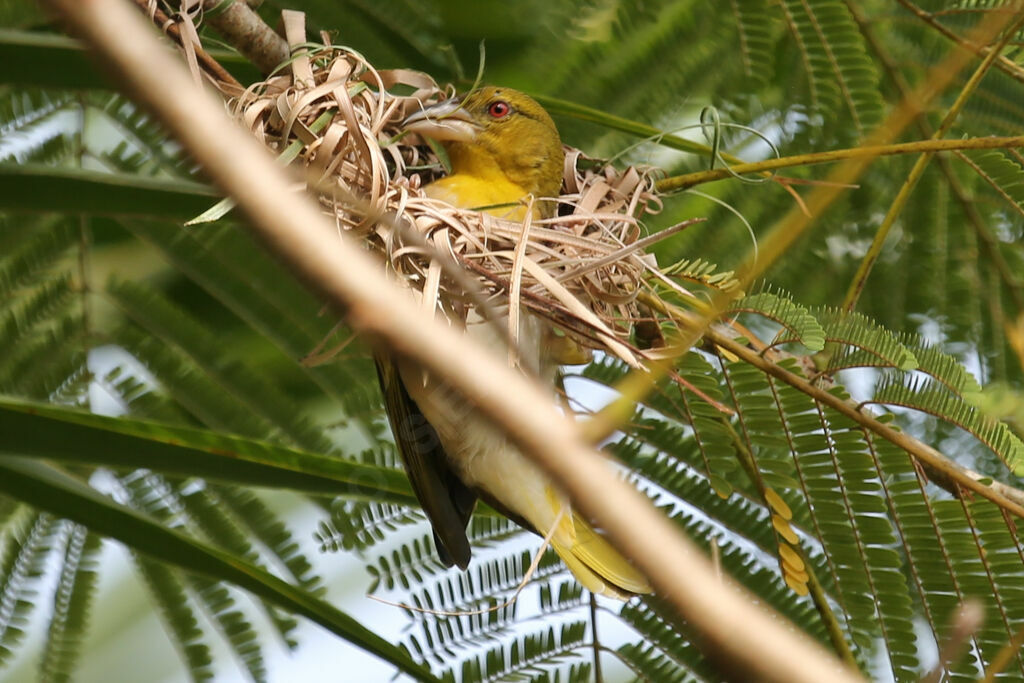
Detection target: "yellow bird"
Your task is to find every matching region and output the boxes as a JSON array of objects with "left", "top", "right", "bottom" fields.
[{"left": 375, "top": 87, "right": 650, "bottom": 599}]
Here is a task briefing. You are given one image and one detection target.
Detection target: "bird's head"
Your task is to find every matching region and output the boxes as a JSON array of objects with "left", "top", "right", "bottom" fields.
[{"left": 403, "top": 87, "right": 565, "bottom": 212}]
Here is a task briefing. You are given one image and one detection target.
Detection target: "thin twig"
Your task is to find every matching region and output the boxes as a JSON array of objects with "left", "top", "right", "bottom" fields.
[
  {"left": 842, "top": 6, "right": 1024, "bottom": 311},
  {"left": 131, "top": 0, "right": 241, "bottom": 91},
  {"left": 896, "top": 0, "right": 1024, "bottom": 85},
  {"left": 589, "top": 592, "right": 603, "bottom": 683},
  {"left": 640, "top": 290, "right": 1024, "bottom": 516},
  {"left": 922, "top": 600, "right": 985, "bottom": 683},
  {"left": 803, "top": 545, "right": 857, "bottom": 666},
  {"left": 694, "top": 313, "right": 1024, "bottom": 520},
  {"left": 844, "top": 0, "right": 1024, "bottom": 316},
  {"left": 654, "top": 135, "right": 1024, "bottom": 193},
  {"left": 727, "top": 3, "right": 1022, "bottom": 298}
]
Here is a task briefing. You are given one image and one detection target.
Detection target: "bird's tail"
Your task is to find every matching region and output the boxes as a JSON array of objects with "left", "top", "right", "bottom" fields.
[{"left": 551, "top": 513, "right": 652, "bottom": 600}]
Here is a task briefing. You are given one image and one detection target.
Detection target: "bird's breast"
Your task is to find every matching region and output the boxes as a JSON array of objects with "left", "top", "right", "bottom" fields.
[{"left": 424, "top": 173, "right": 538, "bottom": 221}]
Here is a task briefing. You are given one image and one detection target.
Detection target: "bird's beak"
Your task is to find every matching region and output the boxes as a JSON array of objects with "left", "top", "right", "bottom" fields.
[{"left": 403, "top": 97, "right": 478, "bottom": 143}]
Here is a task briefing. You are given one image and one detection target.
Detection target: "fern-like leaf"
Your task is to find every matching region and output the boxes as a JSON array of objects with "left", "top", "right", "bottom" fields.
[
  {"left": 957, "top": 148, "right": 1024, "bottom": 217},
  {"left": 37, "top": 525, "right": 102, "bottom": 683},
  {"left": 870, "top": 374, "right": 1024, "bottom": 475},
  {"left": 729, "top": 290, "right": 827, "bottom": 351},
  {"left": 775, "top": 0, "right": 882, "bottom": 138},
  {"left": 0, "top": 512, "right": 60, "bottom": 667}
]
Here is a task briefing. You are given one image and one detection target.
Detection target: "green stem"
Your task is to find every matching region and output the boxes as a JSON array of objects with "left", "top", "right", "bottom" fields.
[
  {"left": 719, "top": 374, "right": 857, "bottom": 667},
  {"left": 590, "top": 592, "right": 604, "bottom": 682},
  {"left": 531, "top": 93, "right": 712, "bottom": 157},
  {"left": 846, "top": 0, "right": 1024, "bottom": 319},
  {"left": 895, "top": 0, "right": 1024, "bottom": 85},
  {"left": 842, "top": 8, "right": 1024, "bottom": 311},
  {"left": 803, "top": 544, "right": 858, "bottom": 668},
  {"left": 654, "top": 135, "right": 1024, "bottom": 193}
]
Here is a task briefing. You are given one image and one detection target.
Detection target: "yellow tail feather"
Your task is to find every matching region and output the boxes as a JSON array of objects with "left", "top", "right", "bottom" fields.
[{"left": 551, "top": 514, "right": 652, "bottom": 600}]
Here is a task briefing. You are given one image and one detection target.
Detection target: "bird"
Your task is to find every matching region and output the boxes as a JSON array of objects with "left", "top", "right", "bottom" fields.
[{"left": 375, "top": 86, "right": 651, "bottom": 599}]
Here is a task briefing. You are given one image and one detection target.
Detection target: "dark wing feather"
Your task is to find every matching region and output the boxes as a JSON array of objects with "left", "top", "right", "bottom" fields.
[{"left": 374, "top": 355, "right": 476, "bottom": 569}]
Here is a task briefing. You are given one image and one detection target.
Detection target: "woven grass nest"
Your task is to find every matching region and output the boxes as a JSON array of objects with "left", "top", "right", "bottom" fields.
[{"left": 231, "top": 42, "right": 686, "bottom": 368}]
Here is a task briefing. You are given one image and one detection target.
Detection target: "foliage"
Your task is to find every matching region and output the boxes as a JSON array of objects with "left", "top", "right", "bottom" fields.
[{"left": 1, "top": 1, "right": 1024, "bottom": 681}]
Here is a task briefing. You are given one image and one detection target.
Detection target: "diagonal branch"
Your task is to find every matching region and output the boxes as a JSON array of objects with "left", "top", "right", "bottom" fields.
[
  {"left": 129, "top": 0, "right": 240, "bottom": 91},
  {"left": 842, "top": 5, "right": 1024, "bottom": 311},
  {"left": 654, "top": 135, "right": 1024, "bottom": 193},
  {"left": 696, "top": 315, "right": 1024, "bottom": 519},
  {"left": 198, "top": 0, "right": 288, "bottom": 76},
  {"left": 896, "top": 0, "right": 1024, "bottom": 85}
]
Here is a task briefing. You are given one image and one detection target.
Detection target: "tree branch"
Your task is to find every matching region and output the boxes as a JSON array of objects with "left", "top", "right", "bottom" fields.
[
  {"left": 130, "top": 0, "right": 240, "bottom": 90},
  {"left": 200, "top": 0, "right": 288, "bottom": 76},
  {"left": 700, "top": 319, "right": 1024, "bottom": 519}
]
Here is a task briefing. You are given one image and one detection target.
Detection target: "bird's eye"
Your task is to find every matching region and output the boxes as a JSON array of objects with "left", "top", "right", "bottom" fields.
[{"left": 487, "top": 101, "right": 511, "bottom": 118}]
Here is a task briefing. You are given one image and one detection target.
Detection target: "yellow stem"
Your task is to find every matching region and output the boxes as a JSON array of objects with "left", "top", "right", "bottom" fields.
[
  {"left": 842, "top": 7, "right": 1024, "bottom": 312},
  {"left": 637, "top": 290, "right": 1024, "bottom": 520},
  {"left": 706, "top": 322, "right": 1024, "bottom": 520},
  {"left": 654, "top": 135, "right": 1024, "bottom": 193}
]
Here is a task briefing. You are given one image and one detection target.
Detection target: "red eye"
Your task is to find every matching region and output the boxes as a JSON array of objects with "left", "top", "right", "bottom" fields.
[{"left": 488, "top": 101, "right": 511, "bottom": 118}]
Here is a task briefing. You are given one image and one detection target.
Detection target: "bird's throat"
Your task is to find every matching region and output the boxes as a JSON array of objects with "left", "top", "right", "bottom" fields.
[
  {"left": 427, "top": 142, "right": 541, "bottom": 219},
  {"left": 445, "top": 142, "right": 525, "bottom": 191}
]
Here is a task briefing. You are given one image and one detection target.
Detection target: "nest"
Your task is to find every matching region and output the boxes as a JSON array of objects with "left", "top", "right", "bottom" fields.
[{"left": 230, "top": 39, "right": 675, "bottom": 368}]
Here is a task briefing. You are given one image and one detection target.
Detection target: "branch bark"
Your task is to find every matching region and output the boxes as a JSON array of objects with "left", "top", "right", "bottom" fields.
[
  {"left": 40, "top": 1, "right": 863, "bottom": 682},
  {"left": 200, "top": 0, "right": 289, "bottom": 76}
]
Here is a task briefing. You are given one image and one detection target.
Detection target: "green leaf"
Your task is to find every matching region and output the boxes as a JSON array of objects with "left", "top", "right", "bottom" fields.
[
  {"left": 0, "top": 455, "right": 440, "bottom": 683},
  {"left": 0, "top": 165, "right": 215, "bottom": 217},
  {"left": 0, "top": 397, "right": 415, "bottom": 504},
  {"left": 0, "top": 30, "right": 109, "bottom": 90},
  {"left": 729, "top": 291, "right": 827, "bottom": 351}
]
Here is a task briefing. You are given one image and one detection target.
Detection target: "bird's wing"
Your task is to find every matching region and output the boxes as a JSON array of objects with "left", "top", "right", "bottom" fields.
[{"left": 374, "top": 355, "right": 476, "bottom": 569}]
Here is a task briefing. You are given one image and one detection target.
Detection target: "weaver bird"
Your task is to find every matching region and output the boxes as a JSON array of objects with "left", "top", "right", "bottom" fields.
[{"left": 375, "top": 87, "right": 650, "bottom": 599}]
